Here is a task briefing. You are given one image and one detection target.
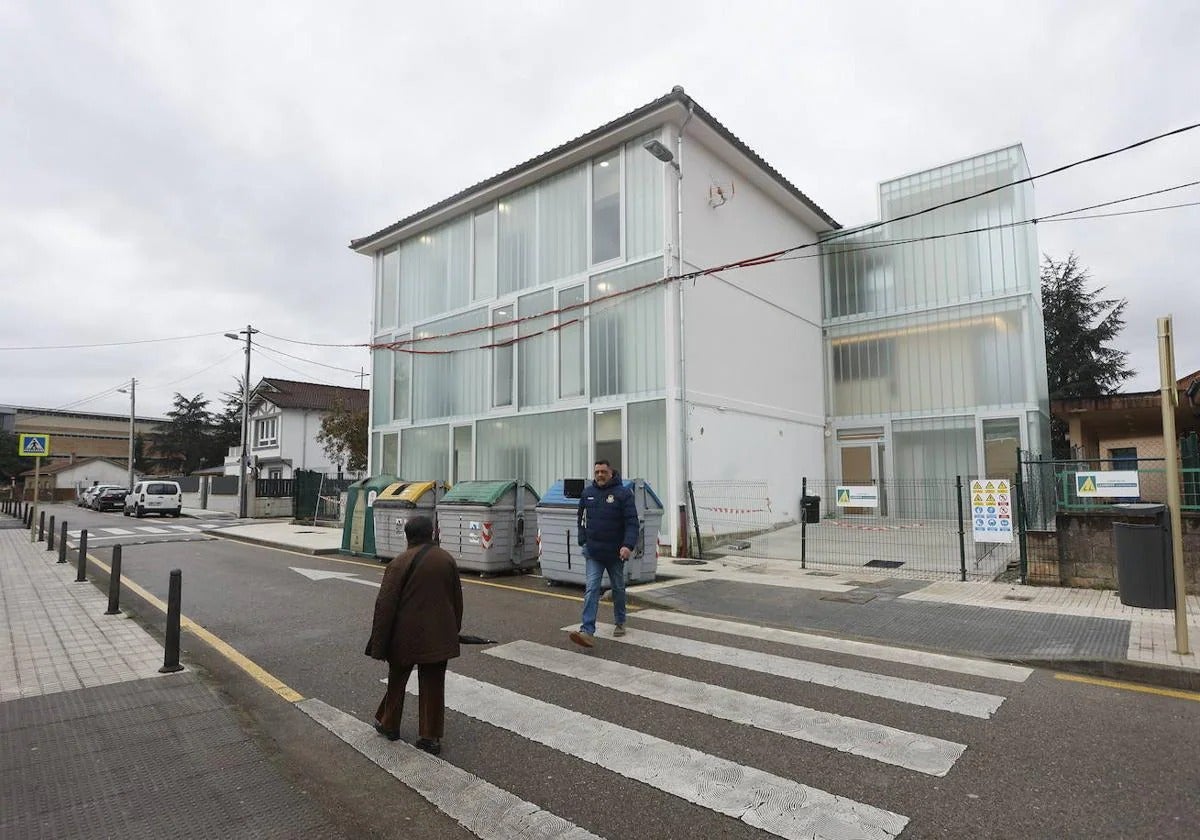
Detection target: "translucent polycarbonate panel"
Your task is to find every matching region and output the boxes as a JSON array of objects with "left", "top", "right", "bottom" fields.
[
  {"left": 518, "top": 288, "right": 555, "bottom": 408},
  {"left": 371, "top": 348, "right": 391, "bottom": 425},
  {"left": 498, "top": 186, "right": 537, "bottom": 295},
  {"left": 411, "top": 308, "right": 488, "bottom": 421},
  {"left": 371, "top": 432, "right": 382, "bottom": 474},
  {"left": 445, "top": 215, "right": 471, "bottom": 311},
  {"left": 558, "top": 285, "right": 585, "bottom": 398},
  {"left": 823, "top": 146, "right": 1037, "bottom": 320},
  {"left": 476, "top": 409, "right": 588, "bottom": 493},
  {"left": 892, "top": 416, "right": 977, "bottom": 518},
  {"left": 982, "top": 417, "right": 1021, "bottom": 479},
  {"left": 537, "top": 164, "right": 587, "bottom": 284},
  {"left": 377, "top": 248, "right": 399, "bottom": 330},
  {"left": 392, "top": 332, "right": 410, "bottom": 421},
  {"left": 473, "top": 207, "right": 497, "bottom": 302},
  {"left": 589, "top": 259, "right": 665, "bottom": 398},
  {"left": 592, "top": 150, "right": 621, "bottom": 264},
  {"left": 399, "top": 220, "right": 467, "bottom": 324},
  {"left": 492, "top": 304, "right": 514, "bottom": 408},
  {"left": 628, "top": 399, "right": 667, "bottom": 495},
  {"left": 401, "top": 424, "right": 449, "bottom": 480},
  {"left": 828, "top": 300, "right": 1029, "bottom": 417},
  {"left": 626, "top": 132, "right": 664, "bottom": 260},
  {"left": 381, "top": 433, "right": 399, "bottom": 476}
]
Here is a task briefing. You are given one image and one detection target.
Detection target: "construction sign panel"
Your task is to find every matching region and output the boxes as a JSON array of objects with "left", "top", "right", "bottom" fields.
[
  {"left": 835, "top": 486, "right": 879, "bottom": 508},
  {"left": 18, "top": 434, "right": 50, "bottom": 458},
  {"left": 970, "top": 478, "right": 1012, "bottom": 544},
  {"left": 1075, "top": 471, "right": 1140, "bottom": 498}
]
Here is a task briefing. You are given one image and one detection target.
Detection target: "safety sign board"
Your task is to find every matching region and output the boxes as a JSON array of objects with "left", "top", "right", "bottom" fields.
[
  {"left": 1074, "top": 471, "right": 1139, "bottom": 498},
  {"left": 970, "top": 478, "right": 1012, "bottom": 544},
  {"left": 18, "top": 434, "right": 50, "bottom": 458},
  {"left": 835, "top": 485, "right": 879, "bottom": 508}
]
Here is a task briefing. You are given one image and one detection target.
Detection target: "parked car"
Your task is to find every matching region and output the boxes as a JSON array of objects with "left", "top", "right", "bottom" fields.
[
  {"left": 78, "top": 486, "right": 101, "bottom": 507},
  {"left": 81, "top": 484, "right": 122, "bottom": 509},
  {"left": 93, "top": 486, "right": 129, "bottom": 512},
  {"left": 124, "top": 481, "right": 183, "bottom": 518}
]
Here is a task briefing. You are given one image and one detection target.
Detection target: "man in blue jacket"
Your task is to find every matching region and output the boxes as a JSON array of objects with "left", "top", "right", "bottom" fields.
[{"left": 569, "top": 459, "right": 640, "bottom": 648}]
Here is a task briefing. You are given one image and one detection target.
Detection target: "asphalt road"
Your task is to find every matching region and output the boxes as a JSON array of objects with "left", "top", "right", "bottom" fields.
[{"left": 82, "top": 534, "right": 1200, "bottom": 840}]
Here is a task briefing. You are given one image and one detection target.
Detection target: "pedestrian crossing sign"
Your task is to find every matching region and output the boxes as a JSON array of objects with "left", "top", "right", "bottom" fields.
[{"left": 18, "top": 434, "right": 50, "bottom": 457}]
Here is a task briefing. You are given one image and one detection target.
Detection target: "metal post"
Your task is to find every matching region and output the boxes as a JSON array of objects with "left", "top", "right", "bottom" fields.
[
  {"left": 687, "top": 481, "right": 702, "bottom": 560},
  {"left": 47, "top": 515, "right": 56, "bottom": 551},
  {"left": 1157, "top": 316, "right": 1190, "bottom": 655},
  {"left": 239, "top": 327, "right": 254, "bottom": 520},
  {"left": 105, "top": 544, "right": 122, "bottom": 615},
  {"left": 800, "top": 476, "right": 808, "bottom": 570},
  {"left": 57, "top": 521, "right": 68, "bottom": 563},
  {"left": 956, "top": 476, "right": 967, "bottom": 582},
  {"left": 75, "top": 529, "right": 88, "bottom": 582},
  {"left": 1014, "top": 449, "right": 1028, "bottom": 584},
  {"left": 160, "top": 569, "right": 184, "bottom": 673},
  {"left": 38, "top": 510, "right": 45, "bottom": 541}
]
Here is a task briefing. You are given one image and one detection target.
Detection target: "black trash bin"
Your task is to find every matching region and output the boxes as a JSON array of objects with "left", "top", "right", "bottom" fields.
[
  {"left": 1112, "top": 504, "right": 1174, "bottom": 609},
  {"left": 802, "top": 495, "right": 821, "bottom": 525}
]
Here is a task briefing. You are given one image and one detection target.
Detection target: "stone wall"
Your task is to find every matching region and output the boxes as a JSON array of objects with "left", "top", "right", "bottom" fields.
[{"left": 1031, "top": 510, "right": 1200, "bottom": 594}]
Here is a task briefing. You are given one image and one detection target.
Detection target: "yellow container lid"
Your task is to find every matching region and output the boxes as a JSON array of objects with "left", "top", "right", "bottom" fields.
[
  {"left": 397, "top": 481, "right": 445, "bottom": 503},
  {"left": 375, "top": 482, "right": 411, "bottom": 501}
]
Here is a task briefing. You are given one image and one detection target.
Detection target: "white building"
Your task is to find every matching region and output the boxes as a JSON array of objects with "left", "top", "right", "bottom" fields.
[
  {"left": 354, "top": 87, "right": 839, "bottom": 554},
  {"left": 223, "top": 378, "right": 368, "bottom": 480}
]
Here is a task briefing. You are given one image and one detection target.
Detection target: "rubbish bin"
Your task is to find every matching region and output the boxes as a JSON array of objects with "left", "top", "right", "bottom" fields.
[
  {"left": 372, "top": 480, "right": 448, "bottom": 560},
  {"left": 436, "top": 480, "right": 540, "bottom": 574},
  {"left": 537, "top": 478, "right": 664, "bottom": 585},
  {"left": 340, "top": 474, "right": 398, "bottom": 557},
  {"left": 1112, "top": 504, "right": 1174, "bottom": 609},
  {"left": 802, "top": 495, "right": 821, "bottom": 525}
]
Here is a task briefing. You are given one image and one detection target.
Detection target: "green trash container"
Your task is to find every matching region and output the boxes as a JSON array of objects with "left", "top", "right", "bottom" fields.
[{"left": 341, "top": 474, "right": 398, "bottom": 558}]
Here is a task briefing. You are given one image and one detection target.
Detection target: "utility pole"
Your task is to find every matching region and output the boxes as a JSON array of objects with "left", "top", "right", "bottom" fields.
[
  {"left": 356, "top": 367, "right": 369, "bottom": 388},
  {"left": 117, "top": 378, "right": 136, "bottom": 490},
  {"left": 225, "top": 325, "right": 259, "bottom": 519},
  {"left": 1157, "top": 316, "right": 1189, "bottom": 655}
]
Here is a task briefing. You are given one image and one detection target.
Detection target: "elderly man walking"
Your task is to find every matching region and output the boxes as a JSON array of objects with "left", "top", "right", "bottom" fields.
[{"left": 569, "top": 459, "right": 639, "bottom": 648}]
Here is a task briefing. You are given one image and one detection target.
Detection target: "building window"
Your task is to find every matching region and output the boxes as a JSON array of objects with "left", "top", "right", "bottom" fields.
[
  {"left": 558, "top": 285, "right": 585, "bottom": 398},
  {"left": 492, "top": 305, "right": 514, "bottom": 408},
  {"left": 473, "top": 207, "right": 497, "bottom": 301},
  {"left": 832, "top": 339, "right": 894, "bottom": 381},
  {"left": 1109, "top": 447, "right": 1137, "bottom": 469},
  {"left": 592, "top": 150, "right": 621, "bottom": 264},
  {"left": 254, "top": 417, "right": 278, "bottom": 447}
]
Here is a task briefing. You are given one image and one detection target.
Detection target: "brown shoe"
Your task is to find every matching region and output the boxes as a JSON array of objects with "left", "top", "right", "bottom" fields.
[
  {"left": 569, "top": 629, "right": 595, "bottom": 648},
  {"left": 415, "top": 737, "right": 441, "bottom": 755}
]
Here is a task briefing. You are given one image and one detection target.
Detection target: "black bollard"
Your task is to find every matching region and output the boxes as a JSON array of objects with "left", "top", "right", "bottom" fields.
[
  {"left": 39, "top": 510, "right": 46, "bottom": 541},
  {"left": 58, "top": 521, "right": 69, "bottom": 563},
  {"left": 160, "top": 569, "right": 184, "bottom": 673},
  {"left": 76, "top": 530, "right": 88, "bottom": 582},
  {"left": 47, "top": 515, "right": 56, "bottom": 551},
  {"left": 105, "top": 544, "right": 122, "bottom": 615}
]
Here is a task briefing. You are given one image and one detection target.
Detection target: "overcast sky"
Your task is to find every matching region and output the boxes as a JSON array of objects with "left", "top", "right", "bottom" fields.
[{"left": 3, "top": 0, "right": 1197, "bottom": 422}]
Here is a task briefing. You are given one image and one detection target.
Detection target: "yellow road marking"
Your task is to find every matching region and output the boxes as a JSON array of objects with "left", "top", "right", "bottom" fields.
[
  {"left": 1055, "top": 672, "right": 1200, "bottom": 702},
  {"left": 86, "top": 553, "right": 304, "bottom": 703}
]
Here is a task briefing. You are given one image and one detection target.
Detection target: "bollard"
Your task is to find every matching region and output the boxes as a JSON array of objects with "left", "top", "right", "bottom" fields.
[
  {"left": 47, "top": 515, "right": 56, "bottom": 551},
  {"left": 160, "top": 569, "right": 184, "bottom": 673},
  {"left": 105, "top": 544, "right": 122, "bottom": 615},
  {"left": 58, "top": 521, "right": 68, "bottom": 563},
  {"left": 39, "top": 510, "right": 46, "bottom": 541},
  {"left": 76, "top": 530, "right": 88, "bottom": 582}
]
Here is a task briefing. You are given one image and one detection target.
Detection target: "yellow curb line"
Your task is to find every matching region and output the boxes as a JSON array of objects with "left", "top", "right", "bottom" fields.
[
  {"left": 86, "top": 552, "right": 304, "bottom": 703},
  {"left": 1054, "top": 672, "right": 1200, "bottom": 702}
]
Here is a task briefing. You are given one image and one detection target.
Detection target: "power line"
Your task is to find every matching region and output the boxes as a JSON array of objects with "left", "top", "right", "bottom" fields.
[
  {"left": 0, "top": 329, "right": 238, "bottom": 352},
  {"left": 257, "top": 330, "right": 364, "bottom": 348},
  {"left": 51, "top": 382, "right": 129, "bottom": 412},
  {"left": 139, "top": 348, "right": 245, "bottom": 393},
  {"left": 251, "top": 345, "right": 340, "bottom": 386},
  {"left": 253, "top": 339, "right": 366, "bottom": 373}
]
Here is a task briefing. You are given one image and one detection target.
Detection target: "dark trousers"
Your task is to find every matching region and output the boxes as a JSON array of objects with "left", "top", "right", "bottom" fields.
[{"left": 375, "top": 660, "right": 447, "bottom": 739}]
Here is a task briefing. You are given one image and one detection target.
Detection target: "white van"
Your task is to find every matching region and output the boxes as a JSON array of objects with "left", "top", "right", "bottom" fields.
[{"left": 124, "top": 481, "right": 183, "bottom": 518}]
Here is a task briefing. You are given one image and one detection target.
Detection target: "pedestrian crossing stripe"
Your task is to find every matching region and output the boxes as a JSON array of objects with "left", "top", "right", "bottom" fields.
[
  {"left": 569, "top": 623, "right": 1005, "bottom": 718},
  {"left": 491, "top": 640, "right": 965, "bottom": 775},
  {"left": 433, "top": 671, "right": 909, "bottom": 839}
]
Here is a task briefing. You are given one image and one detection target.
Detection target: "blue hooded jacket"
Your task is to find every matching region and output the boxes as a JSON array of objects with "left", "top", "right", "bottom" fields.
[{"left": 576, "top": 471, "right": 639, "bottom": 560}]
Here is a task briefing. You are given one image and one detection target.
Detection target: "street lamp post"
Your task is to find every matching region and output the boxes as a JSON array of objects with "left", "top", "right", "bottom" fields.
[
  {"left": 117, "top": 378, "right": 136, "bottom": 490},
  {"left": 224, "top": 325, "right": 258, "bottom": 519}
]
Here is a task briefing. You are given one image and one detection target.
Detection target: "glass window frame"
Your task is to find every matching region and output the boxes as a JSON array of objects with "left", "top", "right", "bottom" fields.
[{"left": 590, "top": 147, "right": 624, "bottom": 268}]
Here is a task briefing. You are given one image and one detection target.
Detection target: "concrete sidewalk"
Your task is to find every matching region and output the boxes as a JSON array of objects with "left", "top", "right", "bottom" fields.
[{"left": 0, "top": 517, "right": 346, "bottom": 839}]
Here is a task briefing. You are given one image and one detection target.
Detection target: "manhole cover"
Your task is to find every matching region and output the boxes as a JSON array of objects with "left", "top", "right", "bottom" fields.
[
  {"left": 821, "top": 591, "right": 877, "bottom": 605},
  {"left": 672, "top": 559, "right": 705, "bottom": 566},
  {"left": 864, "top": 559, "right": 904, "bottom": 569}
]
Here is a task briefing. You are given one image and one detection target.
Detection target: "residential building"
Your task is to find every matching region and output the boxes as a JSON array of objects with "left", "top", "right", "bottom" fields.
[
  {"left": 821, "top": 146, "right": 1051, "bottom": 517},
  {"left": 18, "top": 456, "right": 131, "bottom": 501},
  {"left": 223, "top": 378, "right": 368, "bottom": 480}
]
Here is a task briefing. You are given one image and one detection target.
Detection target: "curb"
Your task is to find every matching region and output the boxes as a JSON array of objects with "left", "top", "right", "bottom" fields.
[
  {"left": 213, "top": 531, "right": 343, "bottom": 556},
  {"left": 1012, "top": 657, "right": 1200, "bottom": 693}
]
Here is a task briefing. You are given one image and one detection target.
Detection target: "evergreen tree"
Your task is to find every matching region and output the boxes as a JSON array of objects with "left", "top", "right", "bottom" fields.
[{"left": 316, "top": 399, "right": 368, "bottom": 476}]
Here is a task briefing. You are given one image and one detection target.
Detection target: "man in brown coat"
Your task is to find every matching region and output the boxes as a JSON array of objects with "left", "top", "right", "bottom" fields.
[{"left": 367, "top": 515, "right": 463, "bottom": 755}]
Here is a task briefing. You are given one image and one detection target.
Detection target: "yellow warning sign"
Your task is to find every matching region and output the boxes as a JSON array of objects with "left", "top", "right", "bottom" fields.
[
  {"left": 837, "top": 489, "right": 851, "bottom": 504},
  {"left": 1078, "top": 476, "right": 1097, "bottom": 494},
  {"left": 973, "top": 494, "right": 984, "bottom": 503},
  {"left": 985, "top": 481, "right": 995, "bottom": 491},
  {"left": 986, "top": 494, "right": 996, "bottom": 504}
]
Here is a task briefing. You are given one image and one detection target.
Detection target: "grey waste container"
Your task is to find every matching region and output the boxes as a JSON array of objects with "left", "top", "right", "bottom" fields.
[
  {"left": 802, "top": 495, "right": 821, "bottom": 524},
  {"left": 437, "top": 480, "right": 539, "bottom": 574},
  {"left": 1112, "top": 504, "right": 1174, "bottom": 609}
]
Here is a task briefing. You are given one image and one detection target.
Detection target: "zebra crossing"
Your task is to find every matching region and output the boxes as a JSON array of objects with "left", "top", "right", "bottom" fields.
[
  {"left": 303, "top": 609, "right": 1033, "bottom": 839},
  {"left": 66, "top": 521, "right": 235, "bottom": 545}
]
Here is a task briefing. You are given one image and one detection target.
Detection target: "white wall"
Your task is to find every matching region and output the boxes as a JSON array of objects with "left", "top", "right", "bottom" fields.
[{"left": 60, "top": 461, "right": 130, "bottom": 494}]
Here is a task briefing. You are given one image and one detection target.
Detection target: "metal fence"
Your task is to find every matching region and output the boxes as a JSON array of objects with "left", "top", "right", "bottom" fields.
[{"left": 687, "top": 480, "right": 773, "bottom": 548}]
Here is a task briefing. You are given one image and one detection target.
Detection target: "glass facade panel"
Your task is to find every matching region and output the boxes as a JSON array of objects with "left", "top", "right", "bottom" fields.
[
  {"left": 558, "top": 285, "right": 585, "bottom": 398},
  {"left": 589, "top": 260, "right": 665, "bottom": 398},
  {"left": 628, "top": 399, "right": 667, "bottom": 496},
  {"left": 625, "top": 133, "right": 663, "bottom": 260},
  {"left": 492, "top": 305, "right": 514, "bottom": 408},
  {"left": 371, "top": 432, "right": 382, "bottom": 474},
  {"left": 982, "top": 417, "right": 1021, "bottom": 479},
  {"left": 381, "top": 432, "right": 399, "bottom": 476},
  {"left": 892, "top": 416, "right": 976, "bottom": 518},
  {"left": 411, "top": 309, "right": 488, "bottom": 421},
  {"left": 592, "top": 150, "right": 621, "bottom": 264},
  {"left": 371, "top": 348, "right": 390, "bottom": 426},
  {"left": 401, "top": 425, "right": 449, "bottom": 480},
  {"left": 537, "top": 164, "right": 587, "bottom": 284},
  {"left": 398, "top": 219, "right": 468, "bottom": 324},
  {"left": 476, "top": 409, "right": 588, "bottom": 493},
  {"left": 377, "top": 248, "right": 398, "bottom": 330},
  {"left": 473, "top": 207, "right": 496, "bottom": 301},
  {"left": 391, "top": 332, "right": 410, "bottom": 421},
  {"left": 498, "top": 186, "right": 537, "bottom": 295},
  {"left": 518, "top": 288, "right": 555, "bottom": 408}
]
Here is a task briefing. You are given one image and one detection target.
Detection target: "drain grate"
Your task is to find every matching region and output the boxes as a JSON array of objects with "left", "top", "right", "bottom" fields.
[{"left": 864, "top": 559, "right": 904, "bottom": 569}]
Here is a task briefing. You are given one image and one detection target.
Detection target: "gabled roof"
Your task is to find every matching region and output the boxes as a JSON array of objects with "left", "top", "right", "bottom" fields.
[
  {"left": 350, "top": 86, "right": 839, "bottom": 253},
  {"left": 252, "top": 378, "right": 368, "bottom": 413},
  {"left": 19, "top": 456, "right": 127, "bottom": 477}
]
